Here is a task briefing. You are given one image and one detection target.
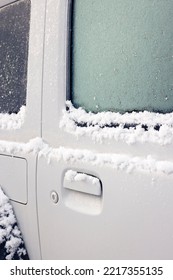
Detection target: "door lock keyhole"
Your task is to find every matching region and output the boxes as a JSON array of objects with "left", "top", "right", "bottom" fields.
[{"left": 51, "top": 191, "right": 59, "bottom": 204}]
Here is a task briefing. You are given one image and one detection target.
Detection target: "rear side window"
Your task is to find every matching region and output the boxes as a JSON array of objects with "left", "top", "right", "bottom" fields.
[
  {"left": 71, "top": 0, "right": 173, "bottom": 114},
  {"left": 0, "top": 0, "right": 31, "bottom": 114}
]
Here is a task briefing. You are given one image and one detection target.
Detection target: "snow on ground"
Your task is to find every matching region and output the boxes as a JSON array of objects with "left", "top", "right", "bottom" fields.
[{"left": 0, "top": 187, "right": 28, "bottom": 260}]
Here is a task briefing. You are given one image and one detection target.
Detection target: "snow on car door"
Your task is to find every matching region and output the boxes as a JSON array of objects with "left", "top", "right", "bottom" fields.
[
  {"left": 37, "top": 0, "right": 173, "bottom": 259},
  {"left": 0, "top": 0, "right": 46, "bottom": 259}
]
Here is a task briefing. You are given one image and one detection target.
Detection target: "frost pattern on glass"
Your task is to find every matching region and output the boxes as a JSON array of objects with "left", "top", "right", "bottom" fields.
[
  {"left": 0, "top": 0, "right": 30, "bottom": 114},
  {"left": 71, "top": 0, "right": 173, "bottom": 113}
]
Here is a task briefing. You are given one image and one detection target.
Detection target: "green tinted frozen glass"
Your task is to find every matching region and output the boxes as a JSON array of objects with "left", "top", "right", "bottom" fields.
[{"left": 71, "top": 0, "right": 173, "bottom": 113}]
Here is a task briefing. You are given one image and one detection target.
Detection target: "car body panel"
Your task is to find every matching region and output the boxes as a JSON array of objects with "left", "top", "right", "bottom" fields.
[{"left": 0, "top": 0, "right": 173, "bottom": 260}]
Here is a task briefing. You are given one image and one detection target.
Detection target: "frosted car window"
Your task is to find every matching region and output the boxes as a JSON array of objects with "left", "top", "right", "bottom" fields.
[
  {"left": 0, "top": 0, "right": 30, "bottom": 114},
  {"left": 71, "top": 0, "right": 173, "bottom": 114}
]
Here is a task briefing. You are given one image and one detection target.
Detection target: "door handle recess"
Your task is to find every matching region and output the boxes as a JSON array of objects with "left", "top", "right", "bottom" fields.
[{"left": 64, "top": 170, "right": 102, "bottom": 196}]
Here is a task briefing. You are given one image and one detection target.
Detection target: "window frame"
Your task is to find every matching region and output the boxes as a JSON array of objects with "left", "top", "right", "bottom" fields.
[{"left": 0, "top": 0, "right": 46, "bottom": 142}]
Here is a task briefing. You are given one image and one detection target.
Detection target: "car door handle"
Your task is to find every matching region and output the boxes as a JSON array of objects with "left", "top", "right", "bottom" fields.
[{"left": 63, "top": 170, "right": 102, "bottom": 196}]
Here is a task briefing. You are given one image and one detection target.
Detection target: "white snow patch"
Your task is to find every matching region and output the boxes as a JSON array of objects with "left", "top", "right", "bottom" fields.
[
  {"left": 65, "top": 170, "right": 100, "bottom": 186},
  {"left": 45, "top": 147, "right": 173, "bottom": 175},
  {"left": 60, "top": 101, "right": 173, "bottom": 145},
  {"left": 0, "top": 137, "right": 173, "bottom": 175},
  {"left": 0, "top": 106, "right": 26, "bottom": 130},
  {"left": 0, "top": 137, "right": 48, "bottom": 155},
  {"left": 0, "top": 187, "right": 27, "bottom": 259}
]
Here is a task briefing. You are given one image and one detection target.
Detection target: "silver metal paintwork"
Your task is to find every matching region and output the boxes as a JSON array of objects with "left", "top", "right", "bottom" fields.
[{"left": 0, "top": 0, "right": 173, "bottom": 259}]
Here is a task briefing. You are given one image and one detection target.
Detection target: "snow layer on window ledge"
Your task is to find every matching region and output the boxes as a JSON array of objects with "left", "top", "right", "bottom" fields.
[
  {"left": 0, "top": 106, "right": 26, "bottom": 130},
  {"left": 0, "top": 187, "right": 28, "bottom": 260},
  {"left": 59, "top": 101, "right": 173, "bottom": 145},
  {"left": 0, "top": 137, "right": 173, "bottom": 175}
]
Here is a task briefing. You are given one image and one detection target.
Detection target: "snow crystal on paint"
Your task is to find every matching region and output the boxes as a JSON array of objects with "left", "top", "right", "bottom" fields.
[
  {"left": 65, "top": 170, "right": 100, "bottom": 186},
  {"left": 0, "top": 138, "right": 173, "bottom": 175},
  {"left": 60, "top": 101, "right": 173, "bottom": 145},
  {"left": 0, "top": 106, "right": 25, "bottom": 130}
]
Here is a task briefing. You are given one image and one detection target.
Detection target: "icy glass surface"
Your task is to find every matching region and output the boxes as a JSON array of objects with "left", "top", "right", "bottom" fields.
[
  {"left": 71, "top": 0, "right": 173, "bottom": 113},
  {"left": 0, "top": 0, "right": 30, "bottom": 114}
]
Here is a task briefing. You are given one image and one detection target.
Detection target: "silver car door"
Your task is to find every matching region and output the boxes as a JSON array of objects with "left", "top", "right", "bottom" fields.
[
  {"left": 37, "top": 0, "right": 173, "bottom": 259},
  {"left": 0, "top": 0, "right": 46, "bottom": 259}
]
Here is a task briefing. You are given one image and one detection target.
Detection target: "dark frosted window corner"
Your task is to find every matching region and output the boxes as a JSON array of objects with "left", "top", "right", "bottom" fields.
[{"left": 0, "top": 0, "right": 31, "bottom": 114}]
